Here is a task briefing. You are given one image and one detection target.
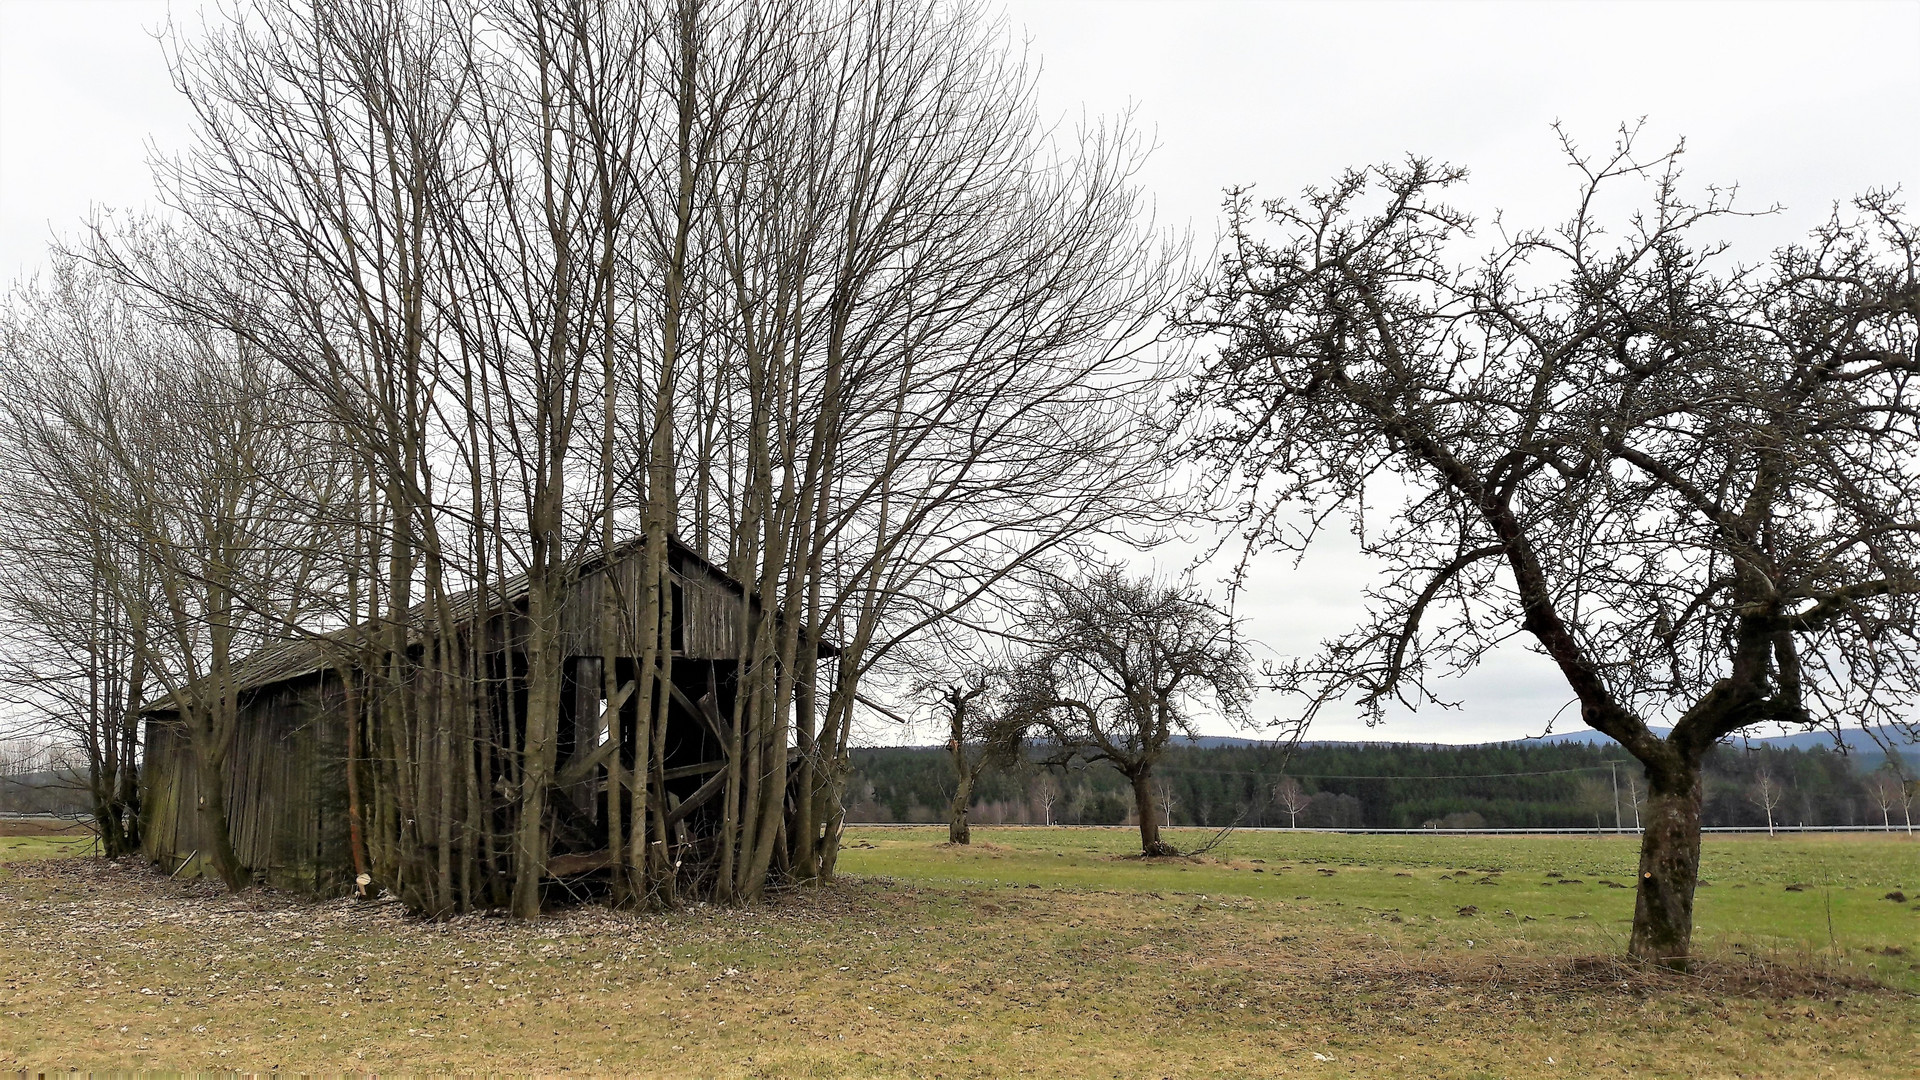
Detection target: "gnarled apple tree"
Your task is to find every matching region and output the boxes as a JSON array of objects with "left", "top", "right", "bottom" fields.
[{"left": 1180, "top": 130, "right": 1920, "bottom": 967}]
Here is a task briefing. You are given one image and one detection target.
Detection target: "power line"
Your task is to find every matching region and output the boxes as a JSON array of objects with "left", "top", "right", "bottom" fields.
[{"left": 1153, "top": 762, "right": 1636, "bottom": 781}]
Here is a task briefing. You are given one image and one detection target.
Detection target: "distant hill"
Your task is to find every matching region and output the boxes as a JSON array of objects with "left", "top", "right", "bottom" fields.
[
  {"left": 1525, "top": 723, "right": 1918, "bottom": 758},
  {"left": 1522, "top": 727, "right": 1669, "bottom": 747},
  {"left": 1171, "top": 735, "right": 1272, "bottom": 749}
]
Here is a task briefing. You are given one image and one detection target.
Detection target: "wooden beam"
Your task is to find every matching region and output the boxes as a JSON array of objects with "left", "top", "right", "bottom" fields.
[
  {"left": 664, "top": 767, "right": 728, "bottom": 828},
  {"left": 547, "top": 849, "right": 611, "bottom": 877},
  {"left": 554, "top": 679, "right": 636, "bottom": 787},
  {"left": 557, "top": 738, "right": 620, "bottom": 788},
  {"left": 662, "top": 759, "right": 726, "bottom": 782},
  {"left": 600, "top": 679, "right": 637, "bottom": 721},
  {"left": 667, "top": 680, "right": 733, "bottom": 747}
]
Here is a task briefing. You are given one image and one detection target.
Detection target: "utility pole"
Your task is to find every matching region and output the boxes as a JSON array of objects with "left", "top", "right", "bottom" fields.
[{"left": 1610, "top": 762, "right": 1623, "bottom": 833}]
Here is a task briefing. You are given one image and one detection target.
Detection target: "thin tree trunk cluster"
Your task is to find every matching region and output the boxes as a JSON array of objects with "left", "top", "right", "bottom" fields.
[{"left": 1, "top": 0, "right": 1171, "bottom": 913}]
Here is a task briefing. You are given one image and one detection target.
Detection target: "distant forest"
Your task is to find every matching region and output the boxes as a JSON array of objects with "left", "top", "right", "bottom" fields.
[
  {"left": 845, "top": 740, "right": 1919, "bottom": 830},
  {"left": 8, "top": 738, "right": 1913, "bottom": 829}
]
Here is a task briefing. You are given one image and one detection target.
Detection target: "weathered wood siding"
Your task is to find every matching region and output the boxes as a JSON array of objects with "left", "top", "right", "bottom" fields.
[
  {"left": 139, "top": 716, "right": 194, "bottom": 869},
  {"left": 140, "top": 672, "right": 350, "bottom": 892},
  {"left": 558, "top": 548, "right": 746, "bottom": 660},
  {"left": 674, "top": 567, "right": 748, "bottom": 659}
]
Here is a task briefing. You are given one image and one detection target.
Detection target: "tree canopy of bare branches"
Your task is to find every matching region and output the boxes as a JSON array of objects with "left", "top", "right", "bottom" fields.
[
  {"left": 1006, "top": 571, "right": 1252, "bottom": 856},
  {"left": 1180, "top": 126, "right": 1920, "bottom": 966}
]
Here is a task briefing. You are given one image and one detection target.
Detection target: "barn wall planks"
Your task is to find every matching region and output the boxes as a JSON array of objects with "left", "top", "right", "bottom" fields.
[
  {"left": 141, "top": 673, "right": 350, "bottom": 891},
  {"left": 557, "top": 549, "right": 748, "bottom": 660},
  {"left": 136, "top": 536, "right": 814, "bottom": 899}
]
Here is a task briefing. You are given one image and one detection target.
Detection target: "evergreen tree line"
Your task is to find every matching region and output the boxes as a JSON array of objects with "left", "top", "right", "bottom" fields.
[{"left": 845, "top": 740, "right": 1919, "bottom": 830}]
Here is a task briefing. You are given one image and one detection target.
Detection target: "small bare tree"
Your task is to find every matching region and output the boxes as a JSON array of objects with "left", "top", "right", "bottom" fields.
[
  {"left": 1864, "top": 770, "right": 1903, "bottom": 831},
  {"left": 1574, "top": 777, "right": 1617, "bottom": 832},
  {"left": 1273, "top": 776, "right": 1310, "bottom": 828},
  {"left": 1032, "top": 772, "right": 1060, "bottom": 826},
  {"left": 926, "top": 669, "right": 1026, "bottom": 845},
  {"left": 1154, "top": 776, "right": 1178, "bottom": 828},
  {"left": 1750, "top": 770, "right": 1782, "bottom": 837},
  {"left": 1007, "top": 571, "right": 1253, "bottom": 857}
]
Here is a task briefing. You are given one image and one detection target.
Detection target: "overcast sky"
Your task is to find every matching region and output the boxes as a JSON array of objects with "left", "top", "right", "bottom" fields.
[{"left": 3, "top": 1, "right": 1917, "bottom": 743}]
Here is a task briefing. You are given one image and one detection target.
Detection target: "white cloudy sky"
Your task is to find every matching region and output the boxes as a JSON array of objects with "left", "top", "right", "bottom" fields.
[{"left": 3, "top": 1, "right": 1917, "bottom": 743}]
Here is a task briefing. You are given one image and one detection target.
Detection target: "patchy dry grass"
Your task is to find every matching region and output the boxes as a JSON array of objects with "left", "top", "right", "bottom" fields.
[{"left": 1, "top": 827, "right": 1916, "bottom": 1077}]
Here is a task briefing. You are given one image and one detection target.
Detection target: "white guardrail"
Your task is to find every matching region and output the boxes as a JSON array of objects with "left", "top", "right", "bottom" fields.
[{"left": 844, "top": 822, "right": 1917, "bottom": 835}]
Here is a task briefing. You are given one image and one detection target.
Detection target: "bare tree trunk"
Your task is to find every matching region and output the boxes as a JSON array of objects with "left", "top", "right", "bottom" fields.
[
  {"left": 342, "top": 670, "right": 371, "bottom": 897},
  {"left": 103, "top": 625, "right": 147, "bottom": 858},
  {"left": 792, "top": 642, "right": 820, "bottom": 871},
  {"left": 1629, "top": 766, "right": 1704, "bottom": 969},
  {"left": 192, "top": 733, "right": 246, "bottom": 890},
  {"left": 948, "top": 764, "right": 973, "bottom": 846},
  {"left": 512, "top": 572, "right": 563, "bottom": 919},
  {"left": 1130, "top": 768, "right": 1173, "bottom": 857}
]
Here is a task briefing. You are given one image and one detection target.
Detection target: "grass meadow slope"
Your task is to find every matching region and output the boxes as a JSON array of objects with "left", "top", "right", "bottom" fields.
[{"left": 1, "top": 821, "right": 1916, "bottom": 1076}]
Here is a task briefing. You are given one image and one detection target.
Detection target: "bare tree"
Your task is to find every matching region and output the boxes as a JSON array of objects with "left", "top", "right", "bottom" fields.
[
  {"left": 1900, "top": 775, "right": 1917, "bottom": 836},
  {"left": 0, "top": 741, "right": 38, "bottom": 782},
  {"left": 924, "top": 668, "right": 1024, "bottom": 844},
  {"left": 1032, "top": 772, "right": 1060, "bottom": 826},
  {"left": 1750, "top": 770, "right": 1782, "bottom": 837},
  {"left": 0, "top": 279, "right": 150, "bottom": 853},
  {"left": 1864, "top": 770, "right": 1903, "bottom": 831},
  {"left": 1573, "top": 777, "right": 1617, "bottom": 832},
  {"left": 1181, "top": 127, "right": 1920, "bottom": 966},
  {"left": 1008, "top": 571, "right": 1252, "bottom": 857},
  {"left": 1153, "top": 776, "right": 1178, "bottom": 828},
  {"left": 680, "top": 0, "right": 1179, "bottom": 890},
  {"left": 2, "top": 248, "right": 337, "bottom": 888},
  {"left": 1273, "top": 775, "right": 1310, "bottom": 828}
]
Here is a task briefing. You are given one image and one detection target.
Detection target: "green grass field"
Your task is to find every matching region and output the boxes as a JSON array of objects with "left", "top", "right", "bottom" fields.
[
  {"left": 1, "top": 825, "right": 1915, "bottom": 1076},
  {"left": 0, "top": 830, "right": 97, "bottom": 862},
  {"left": 838, "top": 827, "right": 1920, "bottom": 984}
]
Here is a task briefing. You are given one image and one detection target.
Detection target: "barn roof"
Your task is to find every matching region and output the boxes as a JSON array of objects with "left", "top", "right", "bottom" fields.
[{"left": 141, "top": 533, "right": 832, "bottom": 712}]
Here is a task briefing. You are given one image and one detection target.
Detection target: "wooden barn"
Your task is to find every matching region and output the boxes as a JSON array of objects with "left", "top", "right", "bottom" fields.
[{"left": 139, "top": 535, "right": 827, "bottom": 901}]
